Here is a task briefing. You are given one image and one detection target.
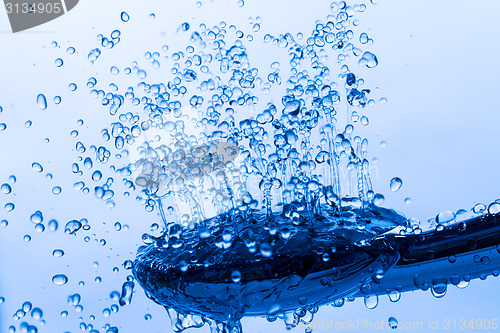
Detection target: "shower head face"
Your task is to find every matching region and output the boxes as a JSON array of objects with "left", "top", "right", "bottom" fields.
[{"left": 133, "top": 204, "right": 404, "bottom": 322}]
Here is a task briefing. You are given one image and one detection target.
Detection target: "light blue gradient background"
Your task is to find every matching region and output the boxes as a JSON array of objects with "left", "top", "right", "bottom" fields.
[{"left": 0, "top": 0, "right": 499, "bottom": 332}]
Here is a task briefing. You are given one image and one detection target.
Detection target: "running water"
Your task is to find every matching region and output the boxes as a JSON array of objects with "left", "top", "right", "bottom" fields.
[{"left": 1, "top": 1, "right": 500, "bottom": 333}]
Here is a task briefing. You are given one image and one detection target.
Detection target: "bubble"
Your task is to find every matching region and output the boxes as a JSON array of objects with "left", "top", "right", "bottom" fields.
[
  {"left": 389, "top": 177, "right": 402, "bottom": 192},
  {"left": 1, "top": 183, "right": 12, "bottom": 194},
  {"left": 50, "top": 249, "right": 65, "bottom": 259},
  {"left": 52, "top": 274, "right": 68, "bottom": 286},
  {"left": 388, "top": 317, "right": 398, "bottom": 329},
  {"left": 359, "top": 32, "right": 369, "bottom": 44},
  {"left": 110, "top": 66, "right": 119, "bottom": 75},
  {"left": 359, "top": 51, "right": 378, "bottom": 68},
  {"left": 121, "top": 11, "right": 130, "bottom": 22},
  {"left": 36, "top": 94, "right": 47, "bottom": 110},
  {"left": 32, "top": 162, "right": 43, "bottom": 172},
  {"left": 55, "top": 58, "right": 64, "bottom": 67},
  {"left": 52, "top": 186, "right": 62, "bottom": 195}
]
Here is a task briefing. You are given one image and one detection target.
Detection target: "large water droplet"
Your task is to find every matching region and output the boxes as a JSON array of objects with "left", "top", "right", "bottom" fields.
[
  {"left": 389, "top": 177, "right": 402, "bottom": 192},
  {"left": 436, "top": 210, "right": 455, "bottom": 224},
  {"left": 359, "top": 51, "right": 378, "bottom": 68},
  {"left": 52, "top": 274, "right": 68, "bottom": 286},
  {"left": 1, "top": 183, "right": 12, "bottom": 194},
  {"left": 32, "top": 162, "right": 43, "bottom": 172},
  {"left": 488, "top": 202, "right": 500, "bottom": 214}
]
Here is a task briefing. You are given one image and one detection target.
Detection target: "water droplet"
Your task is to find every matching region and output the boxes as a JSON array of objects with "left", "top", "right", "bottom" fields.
[
  {"left": 436, "top": 210, "right": 455, "bottom": 224},
  {"left": 30, "top": 211, "right": 43, "bottom": 223},
  {"left": 389, "top": 177, "right": 402, "bottom": 192},
  {"left": 0, "top": 123, "right": 6, "bottom": 131},
  {"left": 52, "top": 249, "right": 64, "bottom": 257},
  {"left": 388, "top": 317, "right": 398, "bottom": 329},
  {"left": 52, "top": 274, "right": 68, "bottom": 286},
  {"left": 121, "top": 11, "right": 130, "bottom": 22},
  {"left": 55, "top": 58, "right": 64, "bottom": 67},
  {"left": 1, "top": 183, "right": 12, "bottom": 194},
  {"left": 65, "top": 220, "right": 82, "bottom": 235},
  {"left": 37, "top": 94, "right": 47, "bottom": 110},
  {"left": 52, "top": 186, "right": 62, "bottom": 195},
  {"left": 364, "top": 295, "right": 378, "bottom": 309},
  {"left": 231, "top": 270, "right": 242, "bottom": 283},
  {"left": 31, "top": 307, "right": 43, "bottom": 320},
  {"left": 32, "top": 162, "right": 43, "bottom": 172},
  {"left": 119, "top": 281, "right": 135, "bottom": 306},
  {"left": 54, "top": 95, "right": 62, "bottom": 104},
  {"left": 488, "top": 202, "right": 500, "bottom": 214},
  {"left": 473, "top": 203, "right": 486, "bottom": 214},
  {"left": 48, "top": 219, "right": 58, "bottom": 232},
  {"left": 91, "top": 170, "right": 102, "bottom": 181},
  {"left": 4, "top": 203, "right": 15, "bottom": 212},
  {"left": 359, "top": 51, "right": 378, "bottom": 68}
]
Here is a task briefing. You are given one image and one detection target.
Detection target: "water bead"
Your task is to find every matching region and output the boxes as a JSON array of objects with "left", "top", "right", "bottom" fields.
[
  {"left": 4, "top": 203, "right": 15, "bottom": 212},
  {"left": 1, "top": 183, "right": 12, "bottom": 194},
  {"left": 0, "top": 123, "right": 6, "bottom": 131},
  {"left": 55, "top": 58, "right": 64, "bottom": 67},
  {"left": 388, "top": 317, "right": 398, "bottom": 329},
  {"left": 31, "top": 308, "right": 43, "bottom": 320},
  {"left": 389, "top": 177, "right": 402, "bottom": 192},
  {"left": 69, "top": 83, "right": 77, "bottom": 91},
  {"left": 473, "top": 203, "right": 486, "bottom": 214},
  {"left": 364, "top": 295, "right": 378, "bottom": 309},
  {"left": 359, "top": 52, "right": 378, "bottom": 68},
  {"left": 488, "top": 202, "right": 500, "bottom": 214},
  {"left": 36, "top": 94, "right": 47, "bottom": 110},
  {"left": 436, "top": 210, "right": 455, "bottom": 224},
  {"left": 120, "top": 11, "right": 130, "bottom": 22},
  {"left": 32, "top": 162, "right": 43, "bottom": 172},
  {"left": 54, "top": 96, "right": 62, "bottom": 104},
  {"left": 52, "top": 274, "right": 68, "bottom": 286},
  {"left": 110, "top": 66, "right": 119, "bottom": 75},
  {"left": 52, "top": 249, "right": 64, "bottom": 258},
  {"left": 25, "top": 120, "right": 32, "bottom": 128},
  {"left": 52, "top": 186, "right": 62, "bottom": 195}
]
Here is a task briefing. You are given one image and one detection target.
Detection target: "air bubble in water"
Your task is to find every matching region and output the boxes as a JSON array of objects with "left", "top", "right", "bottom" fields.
[
  {"left": 389, "top": 177, "right": 402, "bottom": 192},
  {"left": 36, "top": 94, "right": 47, "bottom": 110},
  {"left": 52, "top": 274, "right": 68, "bottom": 286}
]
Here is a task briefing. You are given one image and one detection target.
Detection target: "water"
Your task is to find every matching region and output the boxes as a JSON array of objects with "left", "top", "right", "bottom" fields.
[{"left": 1, "top": 1, "right": 500, "bottom": 333}]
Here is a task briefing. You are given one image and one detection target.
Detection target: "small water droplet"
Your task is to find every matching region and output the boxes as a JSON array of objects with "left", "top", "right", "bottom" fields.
[
  {"left": 388, "top": 317, "right": 398, "bottom": 329},
  {"left": 32, "top": 162, "right": 43, "bottom": 172},
  {"left": 55, "top": 58, "right": 64, "bottom": 67},
  {"left": 37, "top": 94, "right": 47, "bottom": 110},
  {"left": 52, "top": 186, "right": 62, "bottom": 195},
  {"left": 389, "top": 177, "right": 402, "bottom": 192},
  {"left": 359, "top": 51, "right": 378, "bottom": 68},
  {"left": 31, "top": 307, "right": 43, "bottom": 320},
  {"left": 364, "top": 295, "right": 378, "bottom": 309},
  {"left": 488, "top": 202, "right": 500, "bottom": 214},
  {"left": 231, "top": 270, "right": 242, "bottom": 283},
  {"left": 52, "top": 249, "right": 64, "bottom": 258},
  {"left": 121, "top": 11, "right": 130, "bottom": 22}
]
